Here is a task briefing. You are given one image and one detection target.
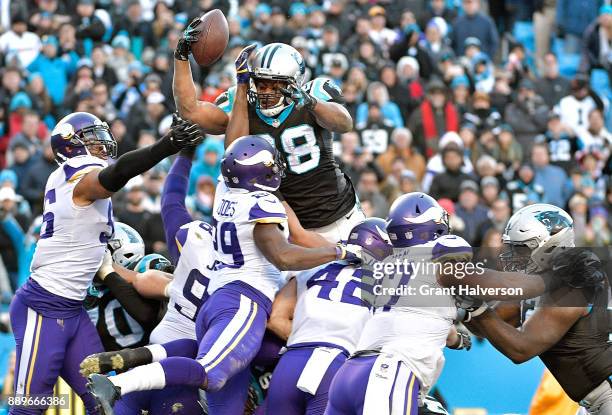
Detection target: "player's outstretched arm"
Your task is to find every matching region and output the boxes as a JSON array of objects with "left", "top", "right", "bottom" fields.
[
  {"left": 162, "top": 146, "right": 196, "bottom": 264},
  {"left": 133, "top": 270, "right": 173, "bottom": 300},
  {"left": 253, "top": 223, "right": 354, "bottom": 271},
  {"left": 268, "top": 277, "right": 298, "bottom": 341},
  {"left": 468, "top": 296, "right": 586, "bottom": 363},
  {"left": 283, "top": 201, "right": 334, "bottom": 248},
  {"left": 74, "top": 116, "right": 202, "bottom": 205},
  {"left": 97, "top": 252, "right": 163, "bottom": 329},
  {"left": 173, "top": 59, "right": 228, "bottom": 134},
  {"left": 224, "top": 44, "right": 256, "bottom": 147}
]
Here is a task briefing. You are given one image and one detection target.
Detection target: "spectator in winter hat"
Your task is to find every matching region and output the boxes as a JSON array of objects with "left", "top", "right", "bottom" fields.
[{"left": 429, "top": 143, "right": 475, "bottom": 201}]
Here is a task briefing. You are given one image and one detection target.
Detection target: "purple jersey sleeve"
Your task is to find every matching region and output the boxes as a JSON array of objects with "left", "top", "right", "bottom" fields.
[{"left": 161, "top": 156, "right": 194, "bottom": 264}]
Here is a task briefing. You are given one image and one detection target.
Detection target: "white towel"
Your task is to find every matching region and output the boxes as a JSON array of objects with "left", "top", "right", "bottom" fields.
[
  {"left": 296, "top": 347, "right": 342, "bottom": 395},
  {"left": 363, "top": 353, "right": 399, "bottom": 415}
]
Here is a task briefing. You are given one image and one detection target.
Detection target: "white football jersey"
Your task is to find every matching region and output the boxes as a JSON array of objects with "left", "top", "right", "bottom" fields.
[
  {"left": 30, "top": 155, "right": 112, "bottom": 301},
  {"left": 357, "top": 235, "right": 465, "bottom": 394},
  {"left": 150, "top": 220, "right": 216, "bottom": 343},
  {"left": 288, "top": 262, "right": 371, "bottom": 354},
  {"left": 208, "top": 182, "right": 287, "bottom": 301}
]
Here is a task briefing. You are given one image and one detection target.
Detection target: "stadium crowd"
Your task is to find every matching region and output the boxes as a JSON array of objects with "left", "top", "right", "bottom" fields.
[{"left": 0, "top": 0, "right": 611, "bottom": 300}]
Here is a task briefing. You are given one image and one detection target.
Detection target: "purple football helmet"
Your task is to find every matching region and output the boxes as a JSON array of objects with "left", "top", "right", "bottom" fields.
[
  {"left": 51, "top": 112, "right": 117, "bottom": 164},
  {"left": 347, "top": 217, "right": 393, "bottom": 260},
  {"left": 221, "top": 135, "right": 285, "bottom": 192},
  {"left": 386, "top": 192, "right": 449, "bottom": 248}
]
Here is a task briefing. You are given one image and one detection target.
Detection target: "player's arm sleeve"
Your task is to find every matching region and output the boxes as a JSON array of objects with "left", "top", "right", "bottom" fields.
[
  {"left": 308, "top": 78, "right": 346, "bottom": 105},
  {"left": 306, "top": 78, "right": 352, "bottom": 133},
  {"left": 103, "top": 272, "right": 163, "bottom": 329},
  {"left": 215, "top": 88, "right": 235, "bottom": 114},
  {"left": 161, "top": 155, "right": 194, "bottom": 264}
]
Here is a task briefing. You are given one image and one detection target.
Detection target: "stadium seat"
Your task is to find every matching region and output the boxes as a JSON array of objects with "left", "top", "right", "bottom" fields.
[{"left": 513, "top": 21, "right": 535, "bottom": 54}]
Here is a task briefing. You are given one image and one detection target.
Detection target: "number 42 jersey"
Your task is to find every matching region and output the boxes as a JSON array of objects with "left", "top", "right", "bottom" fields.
[
  {"left": 30, "top": 155, "right": 113, "bottom": 301},
  {"left": 216, "top": 78, "right": 357, "bottom": 229}
]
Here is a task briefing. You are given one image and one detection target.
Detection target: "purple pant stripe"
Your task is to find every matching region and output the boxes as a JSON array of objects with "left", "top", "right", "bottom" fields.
[{"left": 388, "top": 361, "right": 402, "bottom": 414}]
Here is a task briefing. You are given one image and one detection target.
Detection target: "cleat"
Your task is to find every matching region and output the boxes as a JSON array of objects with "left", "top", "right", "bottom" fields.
[
  {"left": 87, "top": 374, "right": 120, "bottom": 415},
  {"left": 80, "top": 351, "right": 127, "bottom": 376}
]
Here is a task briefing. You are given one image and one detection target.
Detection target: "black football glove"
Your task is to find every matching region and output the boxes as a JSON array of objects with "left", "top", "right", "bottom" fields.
[
  {"left": 168, "top": 114, "right": 204, "bottom": 150},
  {"left": 550, "top": 247, "right": 607, "bottom": 289},
  {"left": 175, "top": 17, "right": 202, "bottom": 61},
  {"left": 455, "top": 294, "right": 488, "bottom": 322},
  {"left": 281, "top": 83, "right": 318, "bottom": 111}
]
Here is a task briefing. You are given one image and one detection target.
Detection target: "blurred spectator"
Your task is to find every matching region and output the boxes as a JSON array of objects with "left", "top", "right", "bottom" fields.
[
  {"left": 408, "top": 78, "right": 459, "bottom": 158},
  {"left": 531, "top": 143, "right": 569, "bottom": 207},
  {"left": 7, "top": 143, "right": 38, "bottom": 193},
  {"left": 463, "top": 91, "right": 502, "bottom": 135},
  {"left": 187, "top": 176, "right": 215, "bottom": 223},
  {"left": 451, "top": 75, "right": 472, "bottom": 116},
  {"left": 0, "top": 186, "right": 28, "bottom": 291},
  {"left": 418, "top": 0, "right": 457, "bottom": 30},
  {"left": 538, "top": 113, "right": 579, "bottom": 172},
  {"left": 470, "top": 52, "right": 495, "bottom": 93},
  {"left": 73, "top": 0, "right": 106, "bottom": 53},
  {"left": 429, "top": 144, "right": 475, "bottom": 201},
  {"left": 343, "top": 147, "right": 383, "bottom": 186},
  {"left": 578, "top": 108, "right": 612, "bottom": 155},
  {"left": 189, "top": 139, "right": 225, "bottom": 195},
  {"left": 357, "top": 168, "right": 389, "bottom": 217},
  {"left": 396, "top": 57, "right": 425, "bottom": 116},
  {"left": 582, "top": 5, "right": 612, "bottom": 78},
  {"left": 533, "top": 1, "right": 557, "bottom": 74},
  {"left": 504, "top": 78, "right": 549, "bottom": 151},
  {"left": 0, "top": 14, "right": 41, "bottom": 68},
  {"left": 19, "top": 142, "right": 55, "bottom": 216},
  {"left": 455, "top": 180, "right": 490, "bottom": 245},
  {"left": 27, "top": 35, "right": 78, "bottom": 107},
  {"left": 451, "top": 0, "right": 499, "bottom": 58},
  {"left": 115, "top": 181, "right": 151, "bottom": 237},
  {"left": 491, "top": 124, "right": 523, "bottom": 170},
  {"left": 377, "top": 127, "right": 426, "bottom": 181},
  {"left": 90, "top": 81, "right": 118, "bottom": 122},
  {"left": 111, "top": 0, "right": 153, "bottom": 59},
  {"left": 480, "top": 175, "right": 501, "bottom": 207},
  {"left": 26, "top": 74, "right": 53, "bottom": 128},
  {"left": 422, "top": 131, "right": 475, "bottom": 192},
  {"left": 568, "top": 193, "right": 589, "bottom": 245},
  {"left": 356, "top": 82, "right": 404, "bottom": 130},
  {"left": 399, "top": 169, "right": 421, "bottom": 194},
  {"left": 422, "top": 18, "right": 454, "bottom": 64},
  {"left": 367, "top": 6, "right": 397, "bottom": 52},
  {"left": 555, "top": 75, "right": 604, "bottom": 139},
  {"left": 586, "top": 205, "right": 611, "bottom": 246},
  {"left": 8, "top": 110, "right": 46, "bottom": 160},
  {"left": 389, "top": 23, "right": 435, "bottom": 80},
  {"left": 505, "top": 43, "right": 533, "bottom": 89},
  {"left": 535, "top": 53, "right": 570, "bottom": 109},
  {"left": 488, "top": 198, "right": 511, "bottom": 233},
  {"left": 91, "top": 46, "right": 119, "bottom": 86},
  {"left": 505, "top": 163, "right": 545, "bottom": 212},
  {"left": 357, "top": 103, "right": 394, "bottom": 155}
]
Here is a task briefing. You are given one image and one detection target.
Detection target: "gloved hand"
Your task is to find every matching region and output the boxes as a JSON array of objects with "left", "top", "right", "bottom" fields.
[
  {"left": 455, "top": 294, "right": 488, "bottom": 322},
  {"left": 281, "top": 83, "right": 318, "bottom": 111},
  {"left": 550, "top": 247, "right": 607, "bottom": 289},
  {"left": 174, "top": 17, "right": 202, "bottom": 61},
  {"left": 169, "top": 113, "right": 204, "bottom": 149},
  {"left": 448, "top": 326, "right": 472, "bottom": 351},
  {"left": 96, "top": 249, "right": 114, "bottom": 281},
  {"left": 336, "top": 243, "right": 362, "bottom": 265},
  {"left": 235, "top": 44, "right": 257, "bottom": 84}
]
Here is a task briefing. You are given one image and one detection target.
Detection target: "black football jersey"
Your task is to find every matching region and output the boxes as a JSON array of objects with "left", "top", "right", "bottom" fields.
[{"left": 217, "top": 78, "right": 357, "bottom": 229}]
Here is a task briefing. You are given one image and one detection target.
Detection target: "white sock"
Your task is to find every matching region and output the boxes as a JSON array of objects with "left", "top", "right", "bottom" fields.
[
  {"left": 109, "top": 362, "right": 166, "bottom": 395},
  {"left": 145, "top": 344, "right": 167, "bottom": 362}
]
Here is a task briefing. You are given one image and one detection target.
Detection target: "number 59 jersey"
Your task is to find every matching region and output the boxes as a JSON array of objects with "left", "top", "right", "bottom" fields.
[
  {"left": 288, "top": 262, "right": 371, "bottom": 355},
  {"left": 30, "top": 155, "right": 113, "bottom": 301},
  {"left": 208, "top": 182, "right": 288, "bottom": 302},
  {"left": 150, "top": 220, "right": 216, "bottom": 344},
  {"left": 216, "top": 77, "right": 357, "bottom": 229}
]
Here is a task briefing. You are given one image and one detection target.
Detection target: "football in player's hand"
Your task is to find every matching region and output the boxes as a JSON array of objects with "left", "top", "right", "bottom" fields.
[{"left": 191, "top": 9, "right": 229, "bottom": 67}]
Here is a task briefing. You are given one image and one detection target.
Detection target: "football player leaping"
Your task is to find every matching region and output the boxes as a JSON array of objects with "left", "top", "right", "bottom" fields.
[
  {"left": 172, "top": 18, "right": 363, "bottom": 243},
  {"left": 8, "top": 112, "right": 201, "bottom": 415}
]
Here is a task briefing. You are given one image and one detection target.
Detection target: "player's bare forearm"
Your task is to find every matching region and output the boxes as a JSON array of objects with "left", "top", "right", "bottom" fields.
[
  {"left": 437, "top": 267, "right": 547, "bottom": 301},
  {"left": 469, "top": 303, "right": 585, "bottom": 363},
  {"left": 225, "top": 83, "right": 250, "bottom": 148},
  {"left": 284, "top": 201, "right": 333, "bottom": 248},
  {"left": 268, "top": 277, "right": 297, "bottom": 340},
  {"left": 133, "top": 270, "right": 173, "bottom": 300},
  {"left": 311, "top": 101, "right": 353, "bottom": 133},
  {"left": 254, "top": 223, "right": 337, "bottom": 271},
  {"left": 173, "top": 59, "right": 227, "bottom": 134},
  {"left": 112, "top": 262, "right": 138, "bottom": 283}
]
